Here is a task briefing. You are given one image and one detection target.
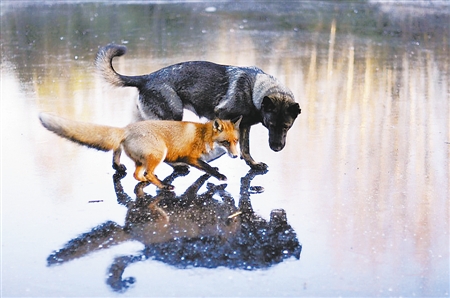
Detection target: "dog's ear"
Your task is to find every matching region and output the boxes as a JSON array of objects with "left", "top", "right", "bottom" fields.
[
  {"left": 231, "top": 115, "right": 243, "bottom": 129},
  {"left": 288, "top": 103, "right": 301, "bottom": 118},
  {"left": 213, "top": 119, "right": 223, "bottom": 132},
  {"left": 262, "top": 96, "right": 276, "bottom": 112}
]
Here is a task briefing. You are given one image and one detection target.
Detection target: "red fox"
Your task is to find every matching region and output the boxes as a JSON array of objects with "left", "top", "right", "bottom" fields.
[{"left": 39, "top": 113, "right": 241, "bottom": 190}]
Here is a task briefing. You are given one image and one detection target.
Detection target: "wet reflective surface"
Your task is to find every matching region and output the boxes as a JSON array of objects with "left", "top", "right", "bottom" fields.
[
  {"left": 47, "top": 169, "right": 301, "bottom": 293},
  {"left": 1, "top": 1, "right": 449, "bottom": 297}
]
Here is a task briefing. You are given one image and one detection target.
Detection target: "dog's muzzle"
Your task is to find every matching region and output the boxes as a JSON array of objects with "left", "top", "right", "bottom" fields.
[{"left": 269, "top": 141, "right": 285, "bottom": 152}]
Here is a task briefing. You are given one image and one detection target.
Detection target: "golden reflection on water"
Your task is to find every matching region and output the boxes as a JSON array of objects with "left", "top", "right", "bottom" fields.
[
  {"left": 2, "top": 6, "right": 449, "bottom": 295},
  {"left": 292, "top": 24, "right": 449, "bottom": 291}
]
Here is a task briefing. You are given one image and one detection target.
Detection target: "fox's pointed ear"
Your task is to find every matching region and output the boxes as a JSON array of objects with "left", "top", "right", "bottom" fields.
[
  {"left": 231, "top": 115, "right": 243, "bottom": 129},
  {"left": 213, "top": 119, "right": 223, "bottom": 132}
]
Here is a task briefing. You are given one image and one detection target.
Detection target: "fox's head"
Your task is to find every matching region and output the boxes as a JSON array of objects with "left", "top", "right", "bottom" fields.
[{"left": 212, "top": 116, "right": 242, "bottom": 158}]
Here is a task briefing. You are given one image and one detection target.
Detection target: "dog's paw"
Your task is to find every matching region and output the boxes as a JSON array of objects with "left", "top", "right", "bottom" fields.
[{"left": 249, "top": 161, "right": 268, "bottom": 170}]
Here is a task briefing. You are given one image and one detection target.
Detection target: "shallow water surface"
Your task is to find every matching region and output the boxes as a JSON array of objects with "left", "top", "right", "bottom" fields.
[{"left": 1, "top": 1, "right": 449, "bottom": 297}]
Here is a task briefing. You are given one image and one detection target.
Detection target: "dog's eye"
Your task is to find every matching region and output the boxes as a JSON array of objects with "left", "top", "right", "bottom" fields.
[{"left": 221, "top": 141, "right": 230, "bottom": 146}]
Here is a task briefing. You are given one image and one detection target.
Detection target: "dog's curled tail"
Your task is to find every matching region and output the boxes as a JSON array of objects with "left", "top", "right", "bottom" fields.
[
  {"left": 95, "top": 44, "right": 140, "bottom": 88},
  {"left": 39, "top": 112, "right": 125, "bottom": 152}
]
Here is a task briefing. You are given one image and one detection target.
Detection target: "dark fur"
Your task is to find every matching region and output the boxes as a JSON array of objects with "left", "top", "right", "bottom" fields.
[{"left": 95, "top": 44, "right": 301, "bottom": 169}]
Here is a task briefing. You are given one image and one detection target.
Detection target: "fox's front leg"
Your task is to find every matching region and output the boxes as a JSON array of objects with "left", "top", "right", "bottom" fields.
[{"left": 186, "top": 158, "right": 227, "bottom": 181}]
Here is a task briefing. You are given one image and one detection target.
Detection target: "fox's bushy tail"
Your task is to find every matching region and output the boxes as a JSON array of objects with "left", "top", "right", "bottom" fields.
[
  {"left": 95, "top": 44, "right": 142, "bottom": 88},
  {"left": 39, "top": 113, "right": 125, "bottom": 151}
]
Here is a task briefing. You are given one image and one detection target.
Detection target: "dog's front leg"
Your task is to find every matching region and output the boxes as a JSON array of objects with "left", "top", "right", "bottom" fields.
[{"left": 240, "top": 125, "right": 268, "bottom": 170}]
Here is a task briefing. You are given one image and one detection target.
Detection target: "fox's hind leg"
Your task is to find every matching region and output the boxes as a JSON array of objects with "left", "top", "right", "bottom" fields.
[
  {"left": 133, "top": 161, "right": 147, "bottom": 181},
  {"left": 112, "top": 148, "right": 127, "bottom": 172},
  {"left": 143, "top": 155, "right": 174, "bottom": 190}
]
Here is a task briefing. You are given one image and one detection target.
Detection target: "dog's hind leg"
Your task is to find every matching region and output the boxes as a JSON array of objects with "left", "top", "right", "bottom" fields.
[{"left": 136, "top": 88, "right": 184, "bottom": 121}]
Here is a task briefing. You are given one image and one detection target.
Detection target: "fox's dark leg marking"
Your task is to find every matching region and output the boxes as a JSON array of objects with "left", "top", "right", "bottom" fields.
[
  {"left": 182, "top": 157, "right": 227, "bottom": 181},
  {"left": 112, "top": 148, "right": 127, "bottom": 172}
]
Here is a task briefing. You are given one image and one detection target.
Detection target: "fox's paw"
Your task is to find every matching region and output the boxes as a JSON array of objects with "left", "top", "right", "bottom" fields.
[
  {"left": 173, "top": 165, "right": 190, "bottom": 175},
  {"left": 113, "top": 163, "right": 127, "bottom": 173},
  {"left": 217, "top": 174, "right": 227, "bottom": 181}
]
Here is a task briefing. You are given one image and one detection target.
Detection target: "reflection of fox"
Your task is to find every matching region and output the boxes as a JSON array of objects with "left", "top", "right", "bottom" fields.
[{"left": 39, "top": 113, "right": 241, "bottom": 189}]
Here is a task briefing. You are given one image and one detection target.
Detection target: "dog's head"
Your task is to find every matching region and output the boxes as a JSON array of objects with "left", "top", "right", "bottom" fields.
[{"left": 261, "top": 96, "right": 301, "bottom": 152}]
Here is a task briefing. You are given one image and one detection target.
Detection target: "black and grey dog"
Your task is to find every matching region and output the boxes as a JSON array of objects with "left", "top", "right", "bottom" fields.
[{"left": 95, "top": 44, "right": 301, "bottom": 169}]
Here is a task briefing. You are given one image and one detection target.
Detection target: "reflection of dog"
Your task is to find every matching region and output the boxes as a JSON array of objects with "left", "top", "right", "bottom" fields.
[
  {"left": 39, "top": 112, "right": 241, "bottom": 189},
  {"left": 95, "top": 44, "right": 301, "bottom": 169},
  {"left": 47, "top": 169, "right": 302, "bottom": 292}
]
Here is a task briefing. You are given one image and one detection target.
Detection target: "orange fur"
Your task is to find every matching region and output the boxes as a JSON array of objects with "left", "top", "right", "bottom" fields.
[{"left": 39, "top": 113, "right": 241, "bottom": 189}]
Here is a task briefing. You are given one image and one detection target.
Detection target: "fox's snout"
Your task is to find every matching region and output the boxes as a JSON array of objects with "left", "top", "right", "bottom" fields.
[
  {"left": 229, "top": 152, "right": 238, "bottom": 159},
  {"left": 226, "top": 142, "right": 240, "bottom": 159},
  {"left": 219, "top": 141, "right": 239, "bottom": 159}
]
